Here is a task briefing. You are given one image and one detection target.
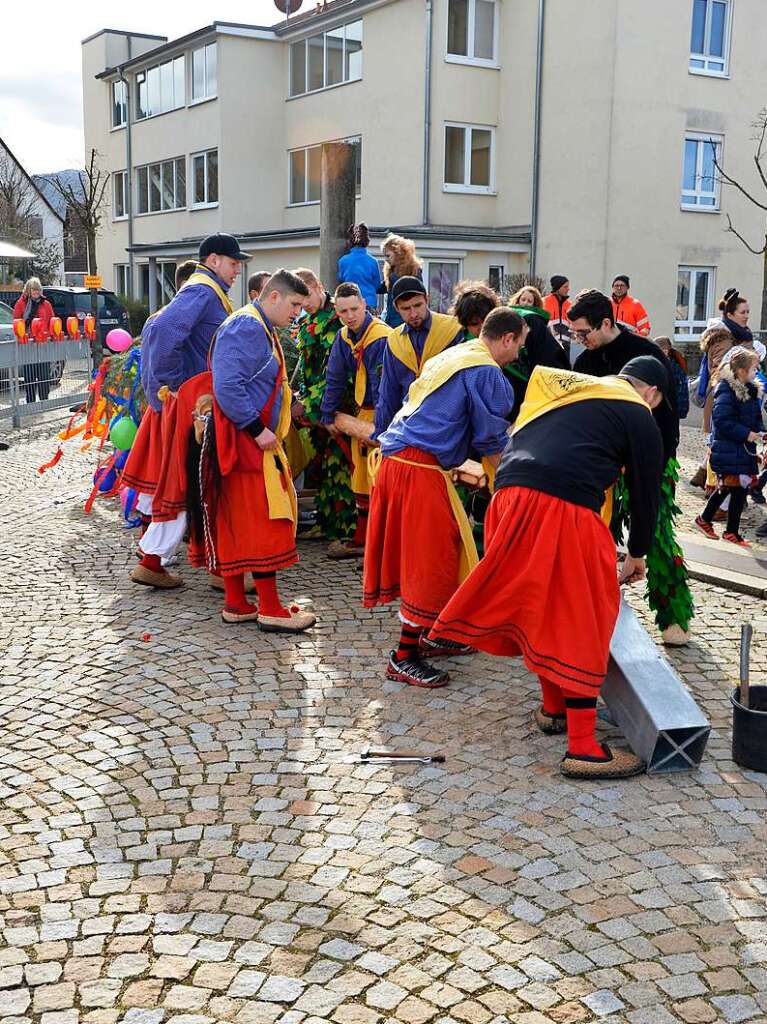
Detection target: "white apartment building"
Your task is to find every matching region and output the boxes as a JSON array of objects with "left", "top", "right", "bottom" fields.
[
  {"left": 0, "top": 138, "right": 65, "bottom": 285},
  {"left": 83, "top": 0, "right": 765, "bottom": 338}
]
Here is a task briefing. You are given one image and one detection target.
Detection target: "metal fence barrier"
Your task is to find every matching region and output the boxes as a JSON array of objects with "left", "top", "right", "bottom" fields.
[{"left": 0, "top": 339, "right": 93, "bottom": 427}]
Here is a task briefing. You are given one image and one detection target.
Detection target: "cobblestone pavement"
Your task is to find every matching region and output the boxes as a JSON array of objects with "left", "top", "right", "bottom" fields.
[{"left": 1, "top": 426, "right": 766, "bottom": 1024}]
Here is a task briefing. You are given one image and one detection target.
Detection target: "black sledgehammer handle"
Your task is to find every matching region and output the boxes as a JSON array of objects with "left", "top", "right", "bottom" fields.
[
  {"left": 740, "top": 623, "right": 753, "bottom": 709},
  {"left": 361, "top": 749, "right": 445, "bottom": 762}
]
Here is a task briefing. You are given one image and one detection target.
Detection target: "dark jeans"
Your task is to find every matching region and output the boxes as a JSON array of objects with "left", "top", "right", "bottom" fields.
[
  {"left": 702, "top": 484, "right": 747, "bottom": 536},
  {"left": 22, "top": 362, "right": 52, "bottom": 404}
]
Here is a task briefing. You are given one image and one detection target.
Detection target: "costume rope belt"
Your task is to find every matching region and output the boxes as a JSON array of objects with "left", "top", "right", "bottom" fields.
[{"left": 369, "top": 449, "right": 478, "bottom": 581}]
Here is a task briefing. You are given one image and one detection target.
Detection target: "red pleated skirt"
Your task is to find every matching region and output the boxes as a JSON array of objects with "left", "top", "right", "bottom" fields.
[
  {"left": 363, "top": 447, "right": 463, "bottom": 628},
  {"left": 188, "top": 465, "right": 298, "bottom": 577},
  {"left": 431, "top": 486, "right": 620, "bottom": 696},
  {"left": 121, "top": 408, "right": 164, "bottom": 494},
  {"left": 151, "top": 397, "right": 188, "bottom": 523}
]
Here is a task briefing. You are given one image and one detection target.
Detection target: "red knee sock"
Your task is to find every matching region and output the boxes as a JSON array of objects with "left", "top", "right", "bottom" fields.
[
  {"left": 223, "top": 573, "right": 254, "bottom": 615},
  {"left": 538, "top": 677, "right": 566, "bottom": 716},
  {"left": 352, "top": 507, "right": 368, "bottom": 547},
  {"left": 139, "top": 553, "right": 163, "bottom": 573},
  {"left": 563, "top": 693, "right": 605, "bottom": 758},
  {"left": 140, "top": 514, "right": 151, "bottom": 537},
  {"left": 254, "top": 572, "right": 289, "bottom": 618},
  {"left": 395, "top": 623, "right": 421, "bottom": 661}
]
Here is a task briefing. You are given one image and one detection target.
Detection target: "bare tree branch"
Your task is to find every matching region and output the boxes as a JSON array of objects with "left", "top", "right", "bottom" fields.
[
  {"left": 711, "top": 142, "right": 767, "bottom": 212},
  {"left": 46, "top": 148, "right": 110, "bottom": 274},
  {"left": 725, "top": 214, "right": 767, "bottom": 256}
]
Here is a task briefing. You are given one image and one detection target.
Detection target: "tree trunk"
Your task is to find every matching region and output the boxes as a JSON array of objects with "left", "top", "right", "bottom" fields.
[
  {"left": 319, "top": 143, "right": 356, "bottom": 294},
  {"left": 87, "top": 230, "right": 97, "bottom": 277}
]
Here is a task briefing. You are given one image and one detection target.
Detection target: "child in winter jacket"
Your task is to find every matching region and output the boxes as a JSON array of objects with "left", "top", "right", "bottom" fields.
[{"left": 695, "top": 347, "right": 765, "bottom": 546}]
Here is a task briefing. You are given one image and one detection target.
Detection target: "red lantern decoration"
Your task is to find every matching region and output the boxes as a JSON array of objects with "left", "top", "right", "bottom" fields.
[
  {"left": 66, "top": 316, "right": 79, "bottom": 339},
  {"left": 50, "top": 317, "right": 64, "bottom": 341},
  {"left": 84, "top": 315, "right": 97, "bottom": 341},
  {"left": 13, "top": 319, "right": 27, "bottom": 343}
]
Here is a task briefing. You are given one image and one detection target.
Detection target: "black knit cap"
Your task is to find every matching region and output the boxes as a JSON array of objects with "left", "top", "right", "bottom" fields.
[
  {"left": 613, "top": 274, "right": 630, "bottom": 287},
  {"left": 621, "top": 355, "right": 671, "bottom": 406},
  {"left": 550, "top": 275, "right": 568, "bottom": 292}
]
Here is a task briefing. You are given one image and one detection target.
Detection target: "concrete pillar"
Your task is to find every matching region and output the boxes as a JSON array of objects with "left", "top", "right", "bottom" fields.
[
  {"left": 319, "top": 142, "right": 356, "bottom": 294},
  {"left": 148, "top": 256, "right": 158, "bottom": 313}
]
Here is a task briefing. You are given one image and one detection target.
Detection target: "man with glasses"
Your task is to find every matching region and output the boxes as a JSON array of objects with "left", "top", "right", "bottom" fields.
[
  {"left": 570, "top": 289, "right": 691, "bottom": 648},
  {"left": 570, "top": 290, "right": 678, "bottom": 461}
]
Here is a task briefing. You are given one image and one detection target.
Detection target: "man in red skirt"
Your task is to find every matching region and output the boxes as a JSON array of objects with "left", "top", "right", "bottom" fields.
[
  {"left": 364, "top": 307, "right": 524, "bottom": 688},
  {"left": 431, "top": 355, "right": 666, "bottom": 780},
  {"left": 127, "top": 233, "right": 248, "bottom": 589},
  {"left": 186, "top": 270, "right": 316, "bottom": 632}
]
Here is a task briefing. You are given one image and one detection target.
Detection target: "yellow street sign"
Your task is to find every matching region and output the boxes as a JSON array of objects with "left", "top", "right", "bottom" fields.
[{"left": 84, "top": 275, "right": 102, "bottom": 289}]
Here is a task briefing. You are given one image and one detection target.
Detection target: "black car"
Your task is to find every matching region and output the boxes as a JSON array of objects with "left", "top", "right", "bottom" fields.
[{"left": 44, "top": 288, "right": 130, "bottom": 345}]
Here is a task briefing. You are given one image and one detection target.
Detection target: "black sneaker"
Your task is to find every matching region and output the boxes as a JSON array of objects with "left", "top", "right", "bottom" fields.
[
  {"left": 751, "top": 490, "right": 766, "bottom": 505},
  {"left": 420, "top": 635, "right": 476, "bottom": 658},
  {"left": 386, "top": 651, "right": 449, "bottom": 688}
]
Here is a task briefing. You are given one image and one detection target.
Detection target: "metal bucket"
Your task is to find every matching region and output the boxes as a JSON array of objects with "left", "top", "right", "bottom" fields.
[{"left": 731, "top": 686, "right": 767, "bottom": 773}]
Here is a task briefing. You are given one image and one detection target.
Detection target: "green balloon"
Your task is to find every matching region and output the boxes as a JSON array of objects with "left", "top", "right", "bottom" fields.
[{"left": 110, "top": 416, "right": 138, "bottom": 451}]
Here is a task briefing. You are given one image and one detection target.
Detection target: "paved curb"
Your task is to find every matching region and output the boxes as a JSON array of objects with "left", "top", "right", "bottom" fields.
[{"left": 686, "top": 560, "right": 767, "bottom": 599}]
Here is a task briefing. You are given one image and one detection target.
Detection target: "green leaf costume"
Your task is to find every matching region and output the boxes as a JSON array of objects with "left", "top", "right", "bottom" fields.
[
  {"left": 610, "top": 457, "right": 694, "bottom": 631},
  {"left": 294, "top": 298, "right": 356, "bottom": 541}
]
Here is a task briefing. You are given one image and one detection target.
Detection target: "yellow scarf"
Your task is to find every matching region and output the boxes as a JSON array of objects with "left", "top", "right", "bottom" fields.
[
  {"left": 395, "top": 337, "right": 498, "bottom": 421},
  {"left": 183, "top": 267, "right": 234, "bottom": 316},
  {"left": 370, "top": 338, "right": 499, "bottom": 583},
  {"left": 514, "top": 365, "right": 651, "bottom": 523},
  {"left": 341, "top": 318, "right": 391, "bottom": 407},
  {"left": 388, "top": 312, "right": 461, "bottom": 376},
  {"left": 222, "top": 303, "right": 296, "bottom": 528}
]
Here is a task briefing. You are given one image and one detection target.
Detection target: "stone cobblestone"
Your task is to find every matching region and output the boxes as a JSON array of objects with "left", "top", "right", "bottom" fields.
[{"left": 0, "top": 424, "right": 766, "bottom": 1024}]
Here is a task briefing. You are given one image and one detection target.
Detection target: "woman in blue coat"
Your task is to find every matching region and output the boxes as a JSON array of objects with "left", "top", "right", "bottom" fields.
[
  {"left": 695, "top": 347, "right": 765, "bottom": 546},
  {"left": 337, "top": 224, "right": 381, "bottom": 309}
]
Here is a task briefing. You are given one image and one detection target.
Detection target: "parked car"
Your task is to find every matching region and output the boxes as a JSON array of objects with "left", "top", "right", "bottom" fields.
[
  {"left": 43, "top": 288, "right": 130, "bottom": 346},
  {"left": 0, "top": 300, "right": 13, "bottom": 343}
]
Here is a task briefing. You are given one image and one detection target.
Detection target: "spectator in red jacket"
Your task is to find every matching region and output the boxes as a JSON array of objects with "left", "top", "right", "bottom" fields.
[{"left": 13, "top": 277, "right": 54, "bottom": 404}]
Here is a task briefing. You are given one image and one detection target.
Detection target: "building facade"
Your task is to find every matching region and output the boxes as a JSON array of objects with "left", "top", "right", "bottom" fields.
[
  {"left": 83, "top": 0, "right": 765, "bottom": 337},
  {"left": 0, "top": 138, "right": 65, "bottom": 285}
]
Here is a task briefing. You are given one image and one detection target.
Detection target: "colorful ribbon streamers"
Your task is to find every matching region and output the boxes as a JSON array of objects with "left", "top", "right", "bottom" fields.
[{"left": 37, "top": 447, "right": 64, "bottom": 475}]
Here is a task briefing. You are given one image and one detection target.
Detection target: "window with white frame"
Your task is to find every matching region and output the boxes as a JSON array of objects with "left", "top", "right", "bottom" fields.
[
  {"left": 289, "top": 137, "right": 361, "bottom": 205},
  {"left": 192, "top": 43, "right": 217, "bottom": 101},
  {"left": 444, "top": 123, "right": 494, "bottom": 193},
  {"left": 111, "top": 80, "right": 127, "bottom": 128},
  {"left": 135, "top": 55, "right": 185, "bottom": 119},
  {"left": 114, "top": 264, "right": 131, "bottom": 297},
  {"left": 447, "top": 0, "right": 497, "bottom": 64},
  {"left": 113, "top": 170, "right": 128, "bottom": 219},
  {"left": 136, "top": 157, "right": 186, "bottom": 214},
  {"left": 192, "top": 149, "right": 218, "bottom": 206},
  {"left": 424, "top": 259, "right": 461, "bottom": 313},
  {"left": 676, "top": 266, "right": 714, "bottom": 338},
  {"left": 289, "top": 20, "right": 363, "bottom": 97},
  {"left": 138, "top": 262, "right": 177, "bottom": 305},
  {"left": 488, "top": 265, "right": 504, "bottom": 292},
  {"left": 682, "top": 133, "right": 722, "bottom": 210},
  {"left": 689, "top": 0, "right": 731, "bottom": 75}
]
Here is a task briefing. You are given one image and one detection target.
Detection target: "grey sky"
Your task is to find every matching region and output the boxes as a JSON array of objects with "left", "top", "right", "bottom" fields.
[{"left": 0, "top": 0, "right": 290, "bottom": 175}]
